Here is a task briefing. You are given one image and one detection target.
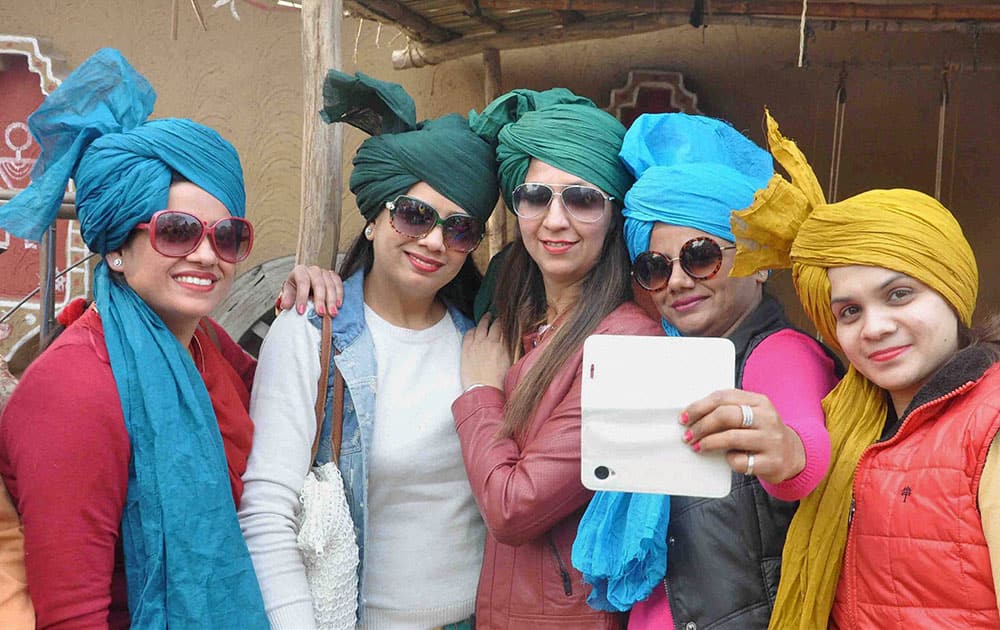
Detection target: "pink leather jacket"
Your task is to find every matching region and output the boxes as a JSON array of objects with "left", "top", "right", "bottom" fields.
[{"left": 453, "top": 302, "right": 662, "bottom": 629}]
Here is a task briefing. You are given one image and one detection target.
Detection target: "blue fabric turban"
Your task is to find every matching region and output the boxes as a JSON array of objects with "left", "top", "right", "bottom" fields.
[
  {"left": 574, "top": 113, "right": 774, "bottom": 613},
  {"left": 0, "top": 49, "right": 266, "bottom": 628},
  {"left": 621, "top": 113, "right": 773, "bottom": 263}
]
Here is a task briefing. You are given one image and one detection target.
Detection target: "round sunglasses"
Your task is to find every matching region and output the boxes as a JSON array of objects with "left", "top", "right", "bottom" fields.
[
  {"left": 386, "top": 195, "right": 484, "bottom": 253},
  {"left": 511, "top": 183, "right": 613, "bottom": 223},
  {"left": 631, "top": 236, "right": 737, "bottom": 292},
  {"left": 134, "top": 210, "right": 254, "bottom": 264}
]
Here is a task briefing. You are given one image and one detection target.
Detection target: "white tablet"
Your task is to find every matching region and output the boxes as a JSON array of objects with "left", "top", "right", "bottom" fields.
[{"left": 580, "top": 334, "right": 735, "bottom": 498}]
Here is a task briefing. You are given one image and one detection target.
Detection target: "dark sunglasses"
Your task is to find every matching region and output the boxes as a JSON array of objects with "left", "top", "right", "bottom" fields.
[
  {"left": 386, "top": 195, "right": 484, "bottom": 253},
  {"left": 135, "top": 210, "right": 254, "bottom": 264},
  {"left": 631, "top": 237, "right": 736, "bottom": 292},
  {"left": 511, "top": 183, "right": 613, "bottom": 223}
]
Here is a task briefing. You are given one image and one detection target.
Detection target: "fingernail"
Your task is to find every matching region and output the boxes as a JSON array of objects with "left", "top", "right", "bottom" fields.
[
  {"left": 274, "top": 297, "right": 281, "bottom": 309},
  {"left": 337, "top": 298, "right": 343, "bottom": 308},
  {"left": 317, "top": 304, "right": 326, "bottom": 316},
  {"left": 683, "top": 430, "right": 693, "bottom": 443},
  {"left": 297, "top": 304, "right": 306, "bottom": 315},
  {"left": 679, "top": 412, "right": 689, "bottom": 425},
  {"left": 692, "top": 442, "right": 701, "bottom": 453}
]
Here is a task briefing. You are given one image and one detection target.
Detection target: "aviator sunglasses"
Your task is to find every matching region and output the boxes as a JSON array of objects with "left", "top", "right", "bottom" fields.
[
  {"left": 386, "top": 195, "right": 485, "bottom": 253},
  {"left": 511, "top": 183, "right": 613, "bottom": 223},
  {"left": 134, "top": 210, "right": 254, "bottom": 264},
  {"left": 631, "top": 236, "right": 737, "bottom": 292}
]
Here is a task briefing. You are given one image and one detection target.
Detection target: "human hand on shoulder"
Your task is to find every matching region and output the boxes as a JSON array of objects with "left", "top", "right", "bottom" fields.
[
  {"left": 460, "top": 314, "right": 511, "bottom": 392},
  {"left": 276, "top": 265, "right": 344, "bottom": 317},
  {"left": 680, "top": 389, "right": 806, "bottom": 485}
]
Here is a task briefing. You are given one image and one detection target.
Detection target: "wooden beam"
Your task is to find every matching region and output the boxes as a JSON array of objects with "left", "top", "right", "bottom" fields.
[
  {"left": 478, "top": 1, "right": 1000, "bottom": 21},
  {"left": 482, "top": 47, "right": 508, "bottom": 259},
  {"left": 393, "top": 11, "right": 999, "bottom": 68},
  {"left": 297, "top": 0, "right": 343, "bottom": 267},
  {"left": 345, "top": 0, "right": 461, "bottom": 43},
  {"left": 394, "top": 12, "right": 688, "bottom": 68}
]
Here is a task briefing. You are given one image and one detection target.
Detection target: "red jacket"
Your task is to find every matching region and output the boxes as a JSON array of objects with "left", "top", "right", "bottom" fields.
[
  {"left": 832, "top": 349, "right": 1000, "bottom": 629},
  {"left": 453, "top": 302, "right": 661, "bottom": 629}
]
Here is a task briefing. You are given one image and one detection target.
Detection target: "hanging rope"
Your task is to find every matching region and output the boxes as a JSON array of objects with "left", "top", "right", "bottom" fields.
[
  {"left": 797, "top": 0, "right": 809, "bottom": 67},
  {"left": 947, "top": 70, "right": 960, "bottom": 206},
  {"left": 827, "top": 66, "right": 847, "bottom": 203},
  {"left": 934, "top": 67, "right": 949, "bottom": 200}
]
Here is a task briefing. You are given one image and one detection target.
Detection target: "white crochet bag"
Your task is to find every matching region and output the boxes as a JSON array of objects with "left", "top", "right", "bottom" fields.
[{"left": 297, "top": 316, "right": 359, "bottom": 630}]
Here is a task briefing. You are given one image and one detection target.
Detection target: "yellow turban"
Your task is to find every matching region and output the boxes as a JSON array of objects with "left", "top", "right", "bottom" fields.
[{"left": 729, "top": 110, "right": 980, "bottom": 629}]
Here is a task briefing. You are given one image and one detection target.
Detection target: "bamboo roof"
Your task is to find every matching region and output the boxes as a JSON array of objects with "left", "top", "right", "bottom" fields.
[{"left": 343, "top": 1, "right": 1000, "bottom": 68}]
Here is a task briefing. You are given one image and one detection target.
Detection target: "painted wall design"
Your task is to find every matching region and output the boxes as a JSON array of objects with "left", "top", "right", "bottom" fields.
[{"left": 0, "top": 37, "right": 88, "bottom": 365}]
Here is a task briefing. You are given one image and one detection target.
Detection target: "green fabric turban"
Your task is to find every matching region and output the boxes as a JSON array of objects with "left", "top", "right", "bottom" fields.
[
  {"left": 321, "top": 70, "right": 498, "bottom": 222},
  {"left": 469, "top": 88, "right": 633, "bottom": 211}
]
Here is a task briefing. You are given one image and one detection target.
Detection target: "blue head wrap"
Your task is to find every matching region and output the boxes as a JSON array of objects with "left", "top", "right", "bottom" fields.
[
  {"left": 574, "top": 113, "right": 773, "bottom": 613},
  {"left": 0, "top": 49, "right": 266, "bottom": 628}
]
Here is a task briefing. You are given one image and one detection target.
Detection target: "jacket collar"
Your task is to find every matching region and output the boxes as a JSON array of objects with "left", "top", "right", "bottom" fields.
[{"left": 902, "top": 344, "right": 997, "bottom": 417}]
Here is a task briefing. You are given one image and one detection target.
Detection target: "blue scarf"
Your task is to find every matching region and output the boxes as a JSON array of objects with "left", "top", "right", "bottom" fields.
[
  {"left": 573, "top": 113, "right": 773, "bottom": 611},
  {"left": 0, "top": 48, "right": 267, "bottom": 628}
]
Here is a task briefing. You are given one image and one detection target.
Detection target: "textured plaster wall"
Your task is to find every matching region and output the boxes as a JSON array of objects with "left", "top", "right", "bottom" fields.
[{"left": 3, "top": 1, "right": 998, "bottom": 326}]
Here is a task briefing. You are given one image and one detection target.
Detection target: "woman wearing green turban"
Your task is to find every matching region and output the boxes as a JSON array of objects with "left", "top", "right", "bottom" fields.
[
  {"left": 240, "top": 71, "right": 499, "bottom": 629},
  {"left": 455, "top": 89, "right": 661, "bottom": 628},
  {"left": 732, "top": 111, "right": 1000, "bottom": 629}
]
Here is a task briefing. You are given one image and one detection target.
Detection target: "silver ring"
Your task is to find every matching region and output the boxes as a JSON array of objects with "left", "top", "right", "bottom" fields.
[
  {"left": 745, "top": 453, "right": 756, "bottom": 476},
  {"left": 740, "top": 404, "right": 754, "bottom": 428}
]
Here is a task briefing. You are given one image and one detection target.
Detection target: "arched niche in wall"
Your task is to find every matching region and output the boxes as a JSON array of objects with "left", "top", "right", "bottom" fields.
[{"left": 607, "top": 69, "right": 702, "bottom": 127}]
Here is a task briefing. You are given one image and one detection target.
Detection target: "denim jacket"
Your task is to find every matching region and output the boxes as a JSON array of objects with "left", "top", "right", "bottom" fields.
[{"left": 307, "top": 271, "right": 474, "bottom": 609}]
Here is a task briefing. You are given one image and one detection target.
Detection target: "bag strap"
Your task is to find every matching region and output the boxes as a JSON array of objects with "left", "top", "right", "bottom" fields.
[{"left": 311, "top": 316, "right": 345, "bottom": 464}]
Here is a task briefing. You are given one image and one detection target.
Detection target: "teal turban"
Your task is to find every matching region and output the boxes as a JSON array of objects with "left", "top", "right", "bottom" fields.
[
  {"left": 321, "top": 70, "right": 498, "bottom": 221},
  {"left": 469, "top": 88, "right": 634, "bottom": 210},
  {"left": 0, "top": 49, "right": 266, "bottom": 629}
]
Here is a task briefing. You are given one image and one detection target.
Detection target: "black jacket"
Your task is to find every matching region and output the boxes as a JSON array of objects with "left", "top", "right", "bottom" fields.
[{"left": 664, "top": 295, "right": 841, "bottom": 630}]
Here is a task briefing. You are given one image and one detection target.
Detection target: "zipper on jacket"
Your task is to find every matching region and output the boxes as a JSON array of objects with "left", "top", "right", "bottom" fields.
[
  {"left": 547, "top": 536, "right": 573, "bottom": 596},
  {"left": 844, "top": 381, "right": 977, "bottom": 628}
]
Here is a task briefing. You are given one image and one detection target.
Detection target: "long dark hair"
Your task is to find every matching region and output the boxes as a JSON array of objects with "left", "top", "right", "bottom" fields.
[
  {"left": 338, "top": 209, "right": 482, "bottom": 319},
  {"left": 495, "top": 201, "right": 632, "bottom": 439},
  {"left": 958, "top": 312, "right": 1000, "bottom": 362}
]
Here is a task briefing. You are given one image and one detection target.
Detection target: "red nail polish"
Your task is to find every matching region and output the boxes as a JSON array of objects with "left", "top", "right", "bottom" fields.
[
  {"left": 317, "top": 304, "right": 326, "bottom": 316},
  {"left": 692, "top": 442, "right": 701, "bottom": 453},
  {"left": 683, "top": 430, "right": 693, "bottom": 442},
  {"left": 297, "top": 304, "right": 306, "bottom": 315},
  {"left": 679, "top": 412, "right": 689, "bottom": 425},
  {"left": 274, "top": 296, "right": 281, "bottom": 309}
]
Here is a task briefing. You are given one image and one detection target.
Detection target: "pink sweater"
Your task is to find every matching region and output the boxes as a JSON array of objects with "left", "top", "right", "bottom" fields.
[{"left": 629, "top": 328, "right": 838, "bottom": 629}]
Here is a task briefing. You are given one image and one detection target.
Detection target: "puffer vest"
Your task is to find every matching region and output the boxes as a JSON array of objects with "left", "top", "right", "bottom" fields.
[
  {"left": 665, "top": 296, "right": 842, "bottom": 630},
  {"left": 831, "top": 350, "right": 1000, "bottom": 629}
]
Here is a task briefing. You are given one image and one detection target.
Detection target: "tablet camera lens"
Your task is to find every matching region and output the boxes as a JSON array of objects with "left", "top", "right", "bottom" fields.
[{"left": 594, "top": 466, "right": 610, "bottom": 480}]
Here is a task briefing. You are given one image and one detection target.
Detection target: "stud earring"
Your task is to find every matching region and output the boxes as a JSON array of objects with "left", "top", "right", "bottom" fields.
[
  {"left": 364, "top": 224, "right": 374, "bottom": 239},
  {"left": 112, "top": 258, "right": 123, "bottom": 268}
]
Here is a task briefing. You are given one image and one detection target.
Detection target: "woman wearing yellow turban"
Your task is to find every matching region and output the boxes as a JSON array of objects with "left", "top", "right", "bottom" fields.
[{"left": 732, "top": 111, "right": 1000, "bottom": 629}]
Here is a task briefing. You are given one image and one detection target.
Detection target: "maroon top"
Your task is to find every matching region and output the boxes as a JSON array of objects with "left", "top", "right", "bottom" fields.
[{"left": 0, "top": 309, "right": 256, "bottom": 629}]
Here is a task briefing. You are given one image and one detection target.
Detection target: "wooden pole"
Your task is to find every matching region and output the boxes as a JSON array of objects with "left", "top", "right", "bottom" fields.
[
  {"left": 478, "top": 0, "right": 1000, "bottom": 20},
  {"left": 392, "top": 12, "right": 999, "bottom": 68},
  {"left": 297, "top": 0, "right": 343, "bottom": 267},
  {"left": 482, "top": 47, "right": 507, "bottom": 259}
]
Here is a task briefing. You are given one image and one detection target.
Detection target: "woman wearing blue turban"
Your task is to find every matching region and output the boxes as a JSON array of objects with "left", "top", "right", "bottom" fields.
[
  {"left": 455, "top": 89, "right": 662, "bottom": 629},
  {"left": 0, "top": 49, "right": 275, "bottom": 628},
  {"left": 239, "top": 70, "right": 499, "bottom": 629},
  {"left": 573, "top": 113, "right": 841, "bottom": 630}
]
